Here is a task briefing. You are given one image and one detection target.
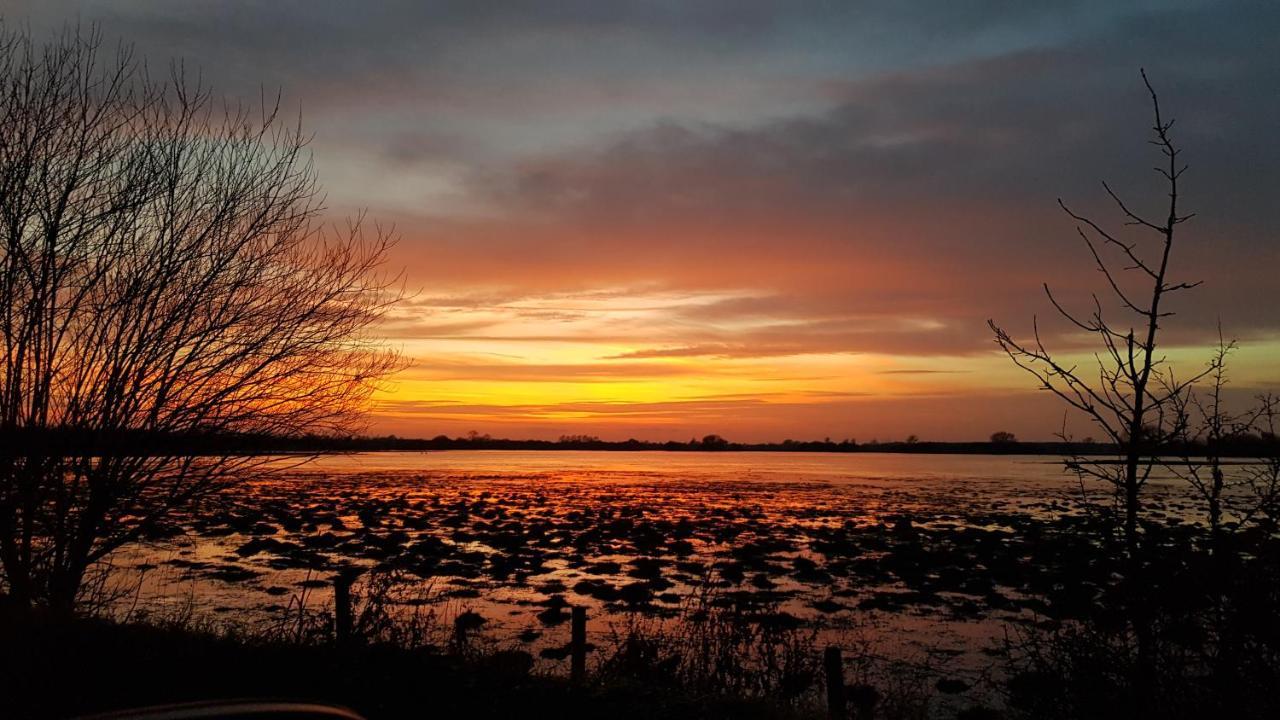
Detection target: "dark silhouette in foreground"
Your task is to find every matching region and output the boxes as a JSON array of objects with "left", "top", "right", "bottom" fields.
[
  {"left": 0, "top": 25, "right": 401, "bottom": 611},
  {"left": 989, "top": 72, "right": 1280, "bottom": 719}
]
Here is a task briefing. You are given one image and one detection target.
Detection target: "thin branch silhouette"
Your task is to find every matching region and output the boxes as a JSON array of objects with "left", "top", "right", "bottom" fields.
[{"left": 0, "top": 24, "right": 404, "bottom": 610}]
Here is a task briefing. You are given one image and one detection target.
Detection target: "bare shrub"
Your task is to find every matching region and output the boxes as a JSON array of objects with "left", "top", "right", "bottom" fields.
[{"left": 0, "top": 24, "right": 402, "bottom": 610}]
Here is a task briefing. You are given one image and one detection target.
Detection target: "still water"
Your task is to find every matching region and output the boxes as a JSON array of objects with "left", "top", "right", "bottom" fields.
[{"left": 109, "top": 451, "right": 1201, "bottom": 681}]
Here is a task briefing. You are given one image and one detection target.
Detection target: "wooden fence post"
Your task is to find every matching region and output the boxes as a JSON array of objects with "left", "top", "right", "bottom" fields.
[
  {"left": 824, "top": 645, "right": 845, "bottom": 720},
  {"left": 334, "top": 574, "right": 353, "bottom": 647},
  {"left": 570, "top": 606, "right": 588, "bottom": 685}
]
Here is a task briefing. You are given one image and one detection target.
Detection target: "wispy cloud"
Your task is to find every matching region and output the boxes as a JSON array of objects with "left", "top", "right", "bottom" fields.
[{"left": 13, "top": 0, "right": 1277, "bottom": 439}]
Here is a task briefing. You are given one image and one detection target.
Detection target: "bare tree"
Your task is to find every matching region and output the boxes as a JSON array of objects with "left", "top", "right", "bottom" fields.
[
  {"left": 988, "top": 71, "right": 1205, "bottom": 557},
  {"left": 0, "top": 26, "right": 401, "bottom": 610},
  {"left": 1239, "top": 395, "right": 1280, "bottom": 529},
  {"left": 1165, "top": 332, "right": 1242, "bottom": 546}
]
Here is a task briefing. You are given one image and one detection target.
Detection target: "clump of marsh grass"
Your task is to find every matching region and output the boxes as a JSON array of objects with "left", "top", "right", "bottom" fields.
[{"left": 591, "top": 576, "right": 951, "bottom": 718}]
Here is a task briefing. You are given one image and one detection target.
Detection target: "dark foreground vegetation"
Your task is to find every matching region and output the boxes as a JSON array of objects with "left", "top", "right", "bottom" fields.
[
  {"left": 1, "top": 576, "right": 945, "bottom": 720},
  {"left": 0, "top": 603, "right": 808, "bottom": 720},
  {"left": 5, "top": 502, "right": 1280, "bottom": 720}
]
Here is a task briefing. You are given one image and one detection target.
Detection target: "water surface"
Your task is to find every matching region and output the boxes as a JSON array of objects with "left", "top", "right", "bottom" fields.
[{"left": 111, "top": 451, "right": 1203, "bottom": 678}]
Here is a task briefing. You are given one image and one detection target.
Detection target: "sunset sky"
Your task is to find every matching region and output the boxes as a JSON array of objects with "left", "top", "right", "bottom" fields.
[{"left": 8, "top": 1, "right": 1279, "bottom": 441}]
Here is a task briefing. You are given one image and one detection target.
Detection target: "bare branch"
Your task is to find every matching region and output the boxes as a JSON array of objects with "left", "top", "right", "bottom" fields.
[{"left": 0, "top": 24, "right": 404, "bottom": 609}]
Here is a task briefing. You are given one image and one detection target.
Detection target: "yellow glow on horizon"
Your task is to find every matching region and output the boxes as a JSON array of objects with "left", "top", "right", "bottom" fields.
[{"left": 369, "top": 287, "right": 1280, "bottom": 441}]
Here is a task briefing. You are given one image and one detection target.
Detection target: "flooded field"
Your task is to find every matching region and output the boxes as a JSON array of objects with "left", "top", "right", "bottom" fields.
[{"left": 108, "top": 451, "right": 1210, "bottom": 679}]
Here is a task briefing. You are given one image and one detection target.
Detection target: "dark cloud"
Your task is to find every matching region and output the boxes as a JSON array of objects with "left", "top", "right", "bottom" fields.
[
  {"left": 2, "top": 1, "right": 1276, "bottom": 438},
  {"left": 440, "top": 1, "right": 1280, "bottom": 349},
  {"left": 483, "top": 7, "right": 1280, "bottom": 226}
]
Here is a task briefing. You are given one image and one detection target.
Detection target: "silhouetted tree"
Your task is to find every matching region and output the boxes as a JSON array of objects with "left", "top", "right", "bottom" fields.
[
  {"left": 1240, "top": 395, "right": 1280, "bottom": 528},
  {"left": 1167, "top": 336, "right": 1280, "bottom": 544},
  {"left": 700, "top": 434, "right": 730, "bottom": 450},
  {"left": 0, "top": 26, "right": 401, "bottom": 610},
  {"left": 989, "top": 71, "right": 1206, "bottom": 557},
  {"left": 990, "top": 431, "right": 1018, "bottom": 444},
  {"left": 1165, "top": 332, "right": 1242, "bottom": 545},
  {"left": 988, "top": 72, "right": 1236, "bottom": 708}
]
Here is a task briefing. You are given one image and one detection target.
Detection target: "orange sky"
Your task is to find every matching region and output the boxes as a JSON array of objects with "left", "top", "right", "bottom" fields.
[
  {"left": 23, "top": 2, "right": 1278, "bottom": 442},
  {"left": 369, "top": 280, "right": 1280, "bottom": 442},
  {"left": 367, "top": 205, "right": 1279, "bottom": 442}
]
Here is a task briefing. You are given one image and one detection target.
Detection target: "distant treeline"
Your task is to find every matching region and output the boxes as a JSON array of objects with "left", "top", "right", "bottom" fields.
[
  {"left": 398, "top": 432, "right": 1278, "bottom": 457},
  {"left": 0, "top": 425, "right": 1274, "bottom": 453},
  {"left": 403, "top": 434, "right": 1115, "bottom": 455},
  {"left": 5, "top": 428, "right": 1273, "bottom": 457}
]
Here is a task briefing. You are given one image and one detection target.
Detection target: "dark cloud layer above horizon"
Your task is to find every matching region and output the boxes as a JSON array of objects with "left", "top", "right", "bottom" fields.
[{"left": 2, "top": 0, "right": 1276, "bottom": 439}]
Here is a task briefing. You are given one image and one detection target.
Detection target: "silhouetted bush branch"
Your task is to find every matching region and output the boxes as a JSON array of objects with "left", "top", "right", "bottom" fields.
[{"left": 0, "top": 24, "right": 402, "bottom": 610}]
